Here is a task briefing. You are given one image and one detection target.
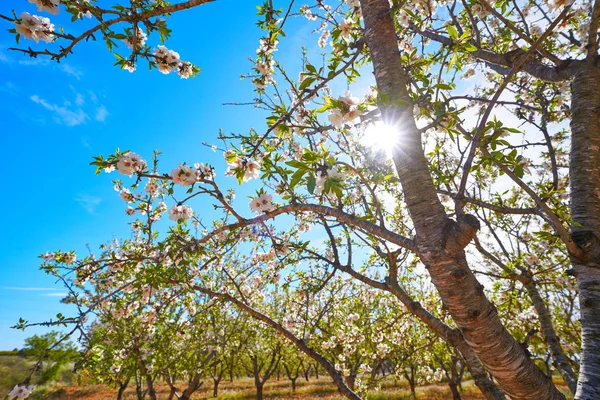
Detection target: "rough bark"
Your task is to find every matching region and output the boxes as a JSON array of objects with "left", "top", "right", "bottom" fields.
[
  {"left": 250, "top": 349, "right": 280, "bottom": 400},
  {"left": 570, "top": 65, "right": 600, "bottom": 400},
  {"left": 359, "top": 0, "right": 565, "bottom": 398},
  {"left": 524, "top": 280, "right": 578, "bottom": 393}
]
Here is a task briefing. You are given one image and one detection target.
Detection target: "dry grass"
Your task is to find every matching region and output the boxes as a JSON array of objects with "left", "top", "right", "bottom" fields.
[{"left": 36, "top": 377, "right": 489, "bottom": 399}]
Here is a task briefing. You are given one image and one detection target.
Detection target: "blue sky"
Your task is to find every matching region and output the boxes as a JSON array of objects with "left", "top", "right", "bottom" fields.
[{"left": 0, "top": 0, "right": 312, "bottom": 349}]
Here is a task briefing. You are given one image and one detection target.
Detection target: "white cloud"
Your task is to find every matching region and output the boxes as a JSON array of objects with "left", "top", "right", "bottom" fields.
[
  {"left": 95, "top": 105, "right": 109, "bottom": 122},
  {"left": 30, "top": 94, "right": 89, "bottom": 126},
  {"left": 61, "top": 63, "right": 83, "bottom": 79},
  {"left": 18, "top": 58, "right": 50, "bottom": 67},
  {"left": 44, "top": 292, "right": 68, "bottom": 297},
  {"left": 88, "top": 90, "right": 98, "bottom": 103},
  {"left": 75, "top": 92, "right": 85, "bottom": 106},
  {"left": 0, "top": 81, "right": 19, "bottom": 96},
  {"left": 75, "top": 193, "right": 102, "bottom": 213}
]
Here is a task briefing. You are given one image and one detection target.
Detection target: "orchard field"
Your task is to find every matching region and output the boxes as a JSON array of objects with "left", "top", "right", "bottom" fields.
[{"left": 2, "top": 353, "right": 571, "bottom": 399}]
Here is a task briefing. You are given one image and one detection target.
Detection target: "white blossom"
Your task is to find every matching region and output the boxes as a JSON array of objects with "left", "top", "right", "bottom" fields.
[
  {"left": 171, "top": 164, "right": 197, "bottom": 186},
  {"left": 28, "top": 0, "right": 60, "bottom": 14},
  {"left": 249, "top": 193, "right": 275, "bottom": 213},
  {"left": 117, "top": 152, "right": 146, "bottom": 176},
  {"left": 8, "top": 384, "right": 34, "bottom": 400},
  {"left": 15, "top": 12, "right": 54, "bottom": 43},
  {"left": 168, "top": 204, "right": 194, "bottom": 221}
]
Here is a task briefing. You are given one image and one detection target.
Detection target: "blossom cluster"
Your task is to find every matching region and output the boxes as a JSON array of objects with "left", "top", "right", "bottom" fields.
[
  {"left": 123, "top": 27, "right": 147, "bottom": 49},
  {"left": 117, "top": 152, "right": 147, "bottom": 176},
  {"left": 327, "top": 92, "right": 364, "bottom": 129},
  {"left": 168, "top": 203, "right": 194, "bottom": 222},
  {"left": 8, "top": 384, "right": 35, "bottom": 400},
  {"left": 397, "top": 0, "right": 438, "bottom": 27},
  {"left": 249, "top": 193, "right": 275, "bottom": 213},
  {"left": 338, "top": 18, "right": 354, "bottom": 42},
  {"left": 253, "top": 58, "right": 275, "bottom": 89},
  {"left": 471, "top": 4, "right": 489, "bottom": 19},
  {"left": 28, "top": 0, "right": 59, "bottom": 14},
  {"left": 171, "top": 163, "right": 214, "bottom": 186},
  {"left": 15, "top": 12, "right": 54, "bottom": 43},
  {"left": 225, "top": 152, "right": 261, "bottom": 181},
  {"left": 154, "top": 45, "right": 193, "bottom": 79},
  {"left": 314, "top": 165, "right": 346, "bottom": 195}
]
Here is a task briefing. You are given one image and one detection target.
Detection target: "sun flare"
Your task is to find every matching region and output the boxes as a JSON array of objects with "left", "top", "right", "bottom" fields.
[{"left": 361, "top": 121, "right": 399, "bottom": 156}]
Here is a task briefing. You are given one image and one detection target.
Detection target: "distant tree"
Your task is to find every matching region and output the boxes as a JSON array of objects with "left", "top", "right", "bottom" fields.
[{"left": 23, "top": 331, "right": 79, "bottom": 385}]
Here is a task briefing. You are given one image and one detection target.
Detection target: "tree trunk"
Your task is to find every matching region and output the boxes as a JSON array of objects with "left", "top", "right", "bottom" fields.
[
  {"left": 570, "top": 64, "right": 600, "bottom": 400},
  {"left": 180, "top": 372, "right": 202, "bottom": 400},
  {"left": 167, "top": 387, "right": 176, "bottom": 400},
  {"left": 359, "top": 0, "right": 565, "bottom": 398},
  {"left": 304, "top": 363, "right": 311, "bottom": 381},
  {"left": 145, "top": 378, "right": 157, "bottom": 400},
  {"left": 457, "top": 360, "right": 465, "bottom": 391},
  {"left": 314, "top": 362, "right": 319, "bottom": 380},
  {"left": 291, "top": 377, "right": 297, "bottom": 392},
  {"left": 116, "top": 380, "right": 129, "bottom": 400},
  {"left": 213, "top": 378, "right": 221, "bottom": 397},
  {"left": 256, "top": 382, "right": 264, "bottom": 400},
  {"left": 404, "top": 368, "right": 417, "bottom": 400},
  {"left": 138, "top": 360, "right": 157, "bottom": 400},
  {"left": 524, "top": 280, "right": 577, "bottom": 394},
  {"left": 135, "top": 372, "right": 145, "bottom": 400},
  {"left": 449, "top": 381, "right": 462, "bottom": 400}
]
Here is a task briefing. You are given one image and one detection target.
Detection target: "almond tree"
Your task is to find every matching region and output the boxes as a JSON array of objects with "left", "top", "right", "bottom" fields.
[{"left": 4, "top": 0, "right": 600, "bottom": 399}]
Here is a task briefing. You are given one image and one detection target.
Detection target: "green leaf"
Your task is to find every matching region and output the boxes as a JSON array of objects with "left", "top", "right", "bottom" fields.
[
  {"left": 464, "top": 42, "right": 478, "bottom": 52},
  {"left": 285, "top": 160, "right": 306, "bottom": 169},
  {"left": 307, "top": 174, "right": 316, "bottom": 194},
  {"left": 434, "top": 83, "right": 453, "bottom": 90},
  {"left": 299, "top": 77, "right": 316, "bottom": 91},
  {"left": 447, "top": 54, "right": 456, "bottom": 72},
  {"left": 515, "top": 165, "right": 524, "bottom": 178},
  {"left": 446, "top": 25, "right": 459, "bottom": 40},
  {"left": 290, "top": 168, "right": 306, "bottom": 189}
]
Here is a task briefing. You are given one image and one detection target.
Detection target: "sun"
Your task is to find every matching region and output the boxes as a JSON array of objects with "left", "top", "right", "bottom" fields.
[{"left": 361, "top": 121, "right": 399, "bottom": 157}]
